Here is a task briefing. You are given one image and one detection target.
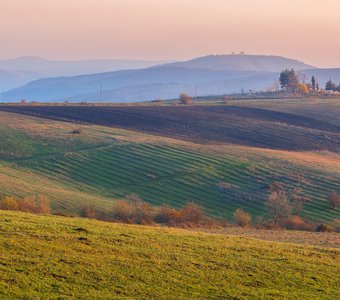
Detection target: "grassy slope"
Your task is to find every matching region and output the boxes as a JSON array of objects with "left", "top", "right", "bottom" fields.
[
  {"left": 0, "top": 211, "right": 339, "bottom": 299},
  {"left": 0, "top": 111, "right": 339, "bottom": 222}
]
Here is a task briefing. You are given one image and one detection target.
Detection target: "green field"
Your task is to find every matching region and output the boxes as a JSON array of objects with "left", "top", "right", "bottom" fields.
[
  {"left": 1, "top": 111, "right": 339, "bottom": 222},
  {"left": 0, "top": 211, "right": 339, "bottom": 299}
]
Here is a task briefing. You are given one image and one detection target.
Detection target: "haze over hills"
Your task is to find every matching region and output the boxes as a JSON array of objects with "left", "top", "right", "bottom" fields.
[
  {"left": 0, "top": 56, "right": 170, "bottom": 91},
  {"left": 1, "top": 54, "right": 339, "bottom": 103},
  {"left": 163, "top": 54, "right": 314, "bottom": 72}
]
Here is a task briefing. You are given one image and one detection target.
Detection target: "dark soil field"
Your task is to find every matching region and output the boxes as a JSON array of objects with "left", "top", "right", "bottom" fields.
[{"left": 1, "top": 105, "right": 339, "bottom": 151}]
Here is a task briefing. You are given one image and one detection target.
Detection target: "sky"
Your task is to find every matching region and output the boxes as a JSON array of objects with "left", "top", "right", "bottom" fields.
[{"left": 0, "top": 0, "right": 339, "bottom": 67}]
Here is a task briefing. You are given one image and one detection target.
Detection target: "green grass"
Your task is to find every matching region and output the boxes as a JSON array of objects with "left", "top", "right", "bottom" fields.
[
  {"left": 0, "top": 211, "right": 339, "bottom": 299},
  {"left": 0, "top": 111, "right": 339, "bottom": 222}
]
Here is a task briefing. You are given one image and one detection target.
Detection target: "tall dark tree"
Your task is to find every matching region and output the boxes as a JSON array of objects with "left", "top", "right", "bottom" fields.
[{"left": 311, "top": 75, "right": 316, "bottom": 90}]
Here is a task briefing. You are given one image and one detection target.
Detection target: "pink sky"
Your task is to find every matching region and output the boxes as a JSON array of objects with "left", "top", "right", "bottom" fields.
[{"left": 0, "top": 0, "right": 339, "bottom": 67}]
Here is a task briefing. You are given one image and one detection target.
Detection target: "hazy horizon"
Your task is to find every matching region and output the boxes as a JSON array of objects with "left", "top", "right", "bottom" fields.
[{"left": 1, "top": 0, "right": 340, "bottom": 68}]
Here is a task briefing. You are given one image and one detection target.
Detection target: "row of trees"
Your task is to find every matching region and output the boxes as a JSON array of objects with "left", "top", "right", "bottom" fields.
[
  {"left": 279, "top": 68, "right": 339, "bottom": 94},
  {"left": 325, "top": 79, "right": 340, "bottom": 92}
]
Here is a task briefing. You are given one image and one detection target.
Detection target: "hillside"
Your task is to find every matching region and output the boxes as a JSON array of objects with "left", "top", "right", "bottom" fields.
[
  {"left": 1, "top": 105, "right": 339, "bottom": 152},
  {"left": 164, "top": 54, "right": 314, "bottom": 72},
  {"left": 0, "top": 54, "right": 318, "bottom": 102},
  {"left": 0, "top": 109, "right": 339, "bottom": 223},
  {"left": 0, "top": 211, "right": 339, "bottom": 299}
]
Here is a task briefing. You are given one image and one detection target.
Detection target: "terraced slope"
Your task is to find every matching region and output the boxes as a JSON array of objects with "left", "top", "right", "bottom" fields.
[
  {"left": 1, "top": 105, "right": 339, "bottom": 151},
  {"left": 1, "top": 111, "right": 339, "bottom": 222},
  {"left": 0, "top": 211, "right": 339, "bottom": 299}
]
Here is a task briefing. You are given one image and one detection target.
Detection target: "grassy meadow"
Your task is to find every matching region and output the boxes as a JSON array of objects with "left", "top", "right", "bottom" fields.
[
  {"left": 0, "top": 210, "right": 339, "bottom": 299},
  {"left": 0, "top": 111, "right": 339, "bottom": 222}
]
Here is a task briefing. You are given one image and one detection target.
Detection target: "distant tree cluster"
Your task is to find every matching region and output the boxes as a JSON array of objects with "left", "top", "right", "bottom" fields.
[
  {"left": 279, "top": 69, "right": 340, "bottom": 94},
  {"left": 325, "top": 79, "right": 340, "bottom": 92}
]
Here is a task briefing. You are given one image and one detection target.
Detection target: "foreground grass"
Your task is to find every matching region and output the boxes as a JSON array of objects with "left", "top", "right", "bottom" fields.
[{"left": 0, "top": 211, "right": 339, "bottom": 299}]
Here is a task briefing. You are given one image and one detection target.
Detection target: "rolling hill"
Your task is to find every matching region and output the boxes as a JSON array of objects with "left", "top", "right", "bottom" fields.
[
  {"left": 0, "top": 107, "right": 339, "bottom": 223},
  {"left": 0, "top": 56, "right": 169, "bottom": 92},
  {"left": 1, "top": 211, "right": 339, "bottom": 299},
  {"left": 163, "top": 54, "right": 314, "bottom": 72},
  {"left": 0, "top": 54, "right": 323, "bottom": 103}
]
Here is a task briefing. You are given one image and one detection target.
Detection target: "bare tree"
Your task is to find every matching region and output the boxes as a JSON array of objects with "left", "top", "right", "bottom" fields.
[
  {"left": 330, "top": 192, "right": 340, "bottom": 210},
  {"left": 267, "top": 190, "right": 292, "bottom": 225}
]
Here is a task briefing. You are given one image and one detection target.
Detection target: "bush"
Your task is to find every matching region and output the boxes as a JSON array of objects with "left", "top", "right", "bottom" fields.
[
  {"left": 35, "top": 195, "right": 51, "bottom": 214},
  {"left": 82, "top": 205, "right": 97, "bottom": 219},
  {"left": 0, "top": 196, "right": 19, "bottom": 211},
  {"left": 233, "top": 208, "right": 252, "bottom": 227},
  {"left": 133, "top": 201, "right": 154, "bottom": 225},
  {"left": 283, "top": 215, "right": 305, "bottom": 230},
  {"left": 316, "top": 224, "right": 333, "bottom": 233},
  {"left": 179, "top": 202, "right": 205, "bottom": 225},
  {"left": 179, "top": 93, "right": 192, "bottom": 105},
  {"left": 112, "top": 200, "right": 134, "bottom": 223},
  {"left": 154, "top": 205, "right": 181, "bottom": 225},
  {"left": 18, "top": 196, "right": 37, "bottom": 212},
  {"left": 71, "top": 128, "right": 82, "bottom": 134}
]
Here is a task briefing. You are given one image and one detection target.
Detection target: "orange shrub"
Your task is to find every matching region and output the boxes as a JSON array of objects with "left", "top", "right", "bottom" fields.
[
  {"left": 233, "top": 208, "right": 252, "bottom": 227},
  {"left": 0, "top": 196, "right": 19, "bottom": 211},
  {"left": 112, "top": 200, "right": 134, "bottom": 222}
]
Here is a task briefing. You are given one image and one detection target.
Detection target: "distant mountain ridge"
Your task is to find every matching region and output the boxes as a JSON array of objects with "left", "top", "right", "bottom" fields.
[
  {"left": 0, "top": 56, "right": 171, "bottom": 91},
  {"left": 1, "top": 54, "right": 338, "bottom": 103},
  {"left": 160, "top": 54, "right": 314, "bottom": 72}
]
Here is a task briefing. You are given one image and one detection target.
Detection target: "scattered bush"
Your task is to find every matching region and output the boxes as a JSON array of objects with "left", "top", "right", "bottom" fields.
[
  {"left": 71, "top": 128, "right": 83, "bottom": 134},
  {"left": 179, "top": 93, "right": 192, "bottom": 105},
  {"left": 179, "top": 202, "right": 205, "bottom": 226},
  {"left": 0, "top": 196, "right": 19, "bottom": 211},
  {"left": 82, "top": 205, "right": 97, "bottom": 219},
  {"left": 154, "top": 205, "right": 181, "bottom": 225},
  {"left": 233, "top": 208, "right": 252, "bottom": 227},
  {"left": 284, "top": 215, "right": 317, "bottom": 232},
  {"left": 112, "top": 200, "right": 134, "bottom": 223},
  {"left": 316, "top": 224, "right": 333, "bottom": 233},
  {"left": 0, "top": 195, "right": 51, "bottom": 214}
]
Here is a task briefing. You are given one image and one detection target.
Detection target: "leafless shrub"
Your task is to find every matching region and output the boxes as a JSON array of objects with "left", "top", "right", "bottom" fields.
[
  {"left": 0, "top": 196, "right": 19, "bottom": 211},
  {"left": 112, "top": 200, "right": 134, "bottom": 223},
  {"left": 283, "top": 215, "right": 316, "bottom": 231},
  {"left": 179, "top": 93, "right": 192, "bottom": 105},
  {"left": 35, "top": 194, "right": 51, "bottom": 214},
  {"left": 71, "top": 128, "right": 83, "bottom": 134},
  {"left": 154, "top": 205, "right": 181, "bottom": 225},
  {"left": 316, "top": 224, "right": 333, "bottom": 232},
  {"left": 233, "top": 208, "right": 252, "bottom": 227},
  {"left": 179, "top": 202, "right": 205, "bottom": 226},
  {"left": 82, "top": 205, "right": 97, "bottom": 219}
]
